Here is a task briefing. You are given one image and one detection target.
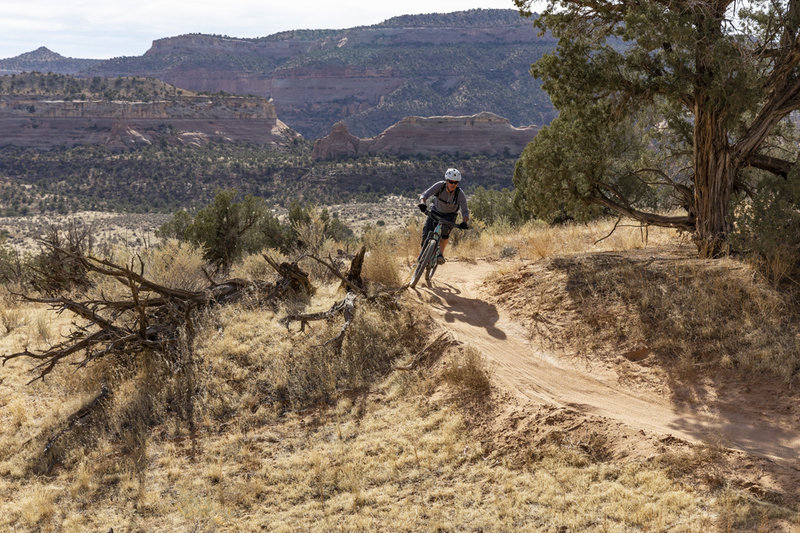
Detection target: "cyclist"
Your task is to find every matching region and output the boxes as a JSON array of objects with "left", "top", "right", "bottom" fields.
[{"left": 418, "top": 168, "right": 470, "bottom": 264}]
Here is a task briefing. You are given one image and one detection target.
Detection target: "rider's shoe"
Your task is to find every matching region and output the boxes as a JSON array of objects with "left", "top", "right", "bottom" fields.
[{"left": 437, "top": 253, "right": 446, "bottom": 265}]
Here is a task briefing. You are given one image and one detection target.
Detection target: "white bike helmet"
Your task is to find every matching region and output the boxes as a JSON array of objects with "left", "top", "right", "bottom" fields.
[{"left": 444, "top": 168, "right": 461, "bottom": 182}]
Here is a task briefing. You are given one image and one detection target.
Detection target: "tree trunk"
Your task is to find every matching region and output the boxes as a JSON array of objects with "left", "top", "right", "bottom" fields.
[
  {"left": 692, "top": 105, "right": 733, "bottom": 257},
  {"left": 692, "top": 8, "right": 735, "bottom": 258}
]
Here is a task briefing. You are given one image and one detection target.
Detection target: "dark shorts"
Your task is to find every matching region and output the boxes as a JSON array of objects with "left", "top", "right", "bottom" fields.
[{"left": 421, "top": 210, "right": 457, "bottom": 247}]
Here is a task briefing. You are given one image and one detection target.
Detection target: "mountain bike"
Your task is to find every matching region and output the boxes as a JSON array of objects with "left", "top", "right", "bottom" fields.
[{"left": 409, "top": 207, "right": 466, "bottom": 288}]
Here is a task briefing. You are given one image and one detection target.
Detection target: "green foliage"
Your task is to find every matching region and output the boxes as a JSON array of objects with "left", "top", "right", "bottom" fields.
[
  {"left": 513, "top": 0, "right": 800, "bottom": 253},
  {"left": 468, "top": 186, "right": 531, "bottom": 226},
  {"left": 0, "top": 144, "right": 517, "bottom": 214},
  {"left": 288, "top": 202, "right": 354, "bottom": 244},
  {"left": 164, "top": 190, "right": 290, "bottom": 273},
  {"left": 731, "top": 171, "right": 800, "bottom": 285},
  {"left": 155, "top": 210, "right": 192, "bottom": 240},
  {"left": 157, "top": 192, "right": 357, "bottom": 274},
  {"left": 513, "top": 105, "right": 658, "bottom": 223}
]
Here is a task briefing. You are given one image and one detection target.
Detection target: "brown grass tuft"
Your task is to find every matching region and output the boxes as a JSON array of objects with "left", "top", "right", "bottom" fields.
[
  {"left": 361, "top": 227, "right": 403, "bottom": 287},
  {"left": 439, "top": 346, "right": 493, "bottom": 395},
  {"left": 489, "top": 247, "right": 800, "bottom": 381}
]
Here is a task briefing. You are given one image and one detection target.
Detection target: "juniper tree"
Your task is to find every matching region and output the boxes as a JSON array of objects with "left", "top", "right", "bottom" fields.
[{"left": 514, "top": 0, "right": 800, "bottom": 256}]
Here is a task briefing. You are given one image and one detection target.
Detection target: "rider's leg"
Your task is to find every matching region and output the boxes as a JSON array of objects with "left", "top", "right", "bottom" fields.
[
  {"left": 420, "top": 214, "right": 435, "bottom": 252},
  {"left": 439, "top": 238, "right": 448, "bottom": 255}
]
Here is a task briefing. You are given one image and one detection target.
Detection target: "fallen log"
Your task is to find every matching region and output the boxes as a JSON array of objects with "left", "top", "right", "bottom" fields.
[{"left": 2, "top": 243, "right": 314, "bottom": 383}]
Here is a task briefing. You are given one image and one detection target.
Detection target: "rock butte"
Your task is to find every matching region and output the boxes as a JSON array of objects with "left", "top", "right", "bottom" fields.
[{"left": 312, "top": 112, "right": 539, "bottom": 160}]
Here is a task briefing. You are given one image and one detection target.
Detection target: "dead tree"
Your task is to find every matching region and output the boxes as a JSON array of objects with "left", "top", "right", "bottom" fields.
[
  {"left": 281, "top": 246, "right": 371, "bottom": 354},
  {"left": 2, "top": 243, "right": 314, "bottom": 383}
]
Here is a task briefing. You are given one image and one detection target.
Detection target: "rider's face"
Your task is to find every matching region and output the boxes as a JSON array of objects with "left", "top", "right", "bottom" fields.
[{"left": 446, "top": 180, "right": 458, "bottom": 190}]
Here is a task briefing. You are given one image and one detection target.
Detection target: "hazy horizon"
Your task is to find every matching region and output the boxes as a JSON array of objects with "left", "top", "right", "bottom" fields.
[{"left": 0, "top": 1, "right": 536, "bottom": 60}]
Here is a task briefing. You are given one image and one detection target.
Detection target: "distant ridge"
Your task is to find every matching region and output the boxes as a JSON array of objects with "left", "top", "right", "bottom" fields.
[
  {"left": 0, "top": 46, "right": 102, "bottom": 75},
  {"left": 0, "top": 9, "right": 554, "bottom": 139},
  {"left": 82, "top": 9, "right": 555, "bottom": 138}
]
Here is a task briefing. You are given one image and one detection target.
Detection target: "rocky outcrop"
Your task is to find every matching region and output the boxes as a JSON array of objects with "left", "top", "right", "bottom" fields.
[
  {"left": 312, "top": 112, "right": 538, "bottom": 161},
  {"left": 0, "top": 94, "right": 298, "bottom": 148},
  {"left": 310, "top": 122, "right": 362, "bottom": 160}
]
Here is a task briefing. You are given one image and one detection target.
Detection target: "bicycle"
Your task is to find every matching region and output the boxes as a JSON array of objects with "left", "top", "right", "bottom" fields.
[{"left": 409, "top": 206, "right": 467, "bottom": 288}]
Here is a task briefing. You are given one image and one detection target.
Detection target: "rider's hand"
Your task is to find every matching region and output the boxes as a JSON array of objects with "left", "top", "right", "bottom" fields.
[
  {"left": 418, "top": 203, "right": 427, "bottom": 213},
  {"left": 458, "top": 221, "right": 469, "bottom": 230}
]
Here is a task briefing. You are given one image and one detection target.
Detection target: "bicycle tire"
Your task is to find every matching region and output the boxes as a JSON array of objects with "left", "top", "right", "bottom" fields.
[
  {"left": 425, "top": 256, "right": 439, "bottom": 283},
  {"left": 410, "top": 239, "right": 438, "bottom": 288}
]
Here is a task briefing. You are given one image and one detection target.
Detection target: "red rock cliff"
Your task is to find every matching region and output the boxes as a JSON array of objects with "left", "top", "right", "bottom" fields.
[
  {"left": 312, "top": 112, "right": 538, "bottom": 161},
  {"left": 0, "top": 94, "right": 296, "bottom": 148}
]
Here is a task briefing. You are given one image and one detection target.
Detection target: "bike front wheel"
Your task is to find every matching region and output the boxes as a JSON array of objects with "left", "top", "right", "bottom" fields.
[
  {"left": 410, "top": 239, "right": 438, "bottom": 288},
  {"left": 425, "top": 256, "right": 439, "bottom": 284}
]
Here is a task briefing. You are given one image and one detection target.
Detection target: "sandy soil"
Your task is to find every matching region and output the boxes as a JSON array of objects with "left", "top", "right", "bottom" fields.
[{"left": 409, "top": 259, "right": 800, "bottom": 508}]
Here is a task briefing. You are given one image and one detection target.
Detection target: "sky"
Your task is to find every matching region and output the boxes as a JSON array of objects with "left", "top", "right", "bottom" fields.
[{"left": 0, "top": 0, "right": 534, "bottom": 60}]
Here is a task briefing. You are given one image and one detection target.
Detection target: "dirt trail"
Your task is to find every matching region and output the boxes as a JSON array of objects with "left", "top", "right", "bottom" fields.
[{"left": 411, "top": 260, "right": 800, "bottom": 469}]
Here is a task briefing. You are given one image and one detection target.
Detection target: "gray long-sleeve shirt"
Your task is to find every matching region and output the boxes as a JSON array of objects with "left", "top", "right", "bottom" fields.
[{"left": 419, "top": 181, "right": 470, "bottom": 220}]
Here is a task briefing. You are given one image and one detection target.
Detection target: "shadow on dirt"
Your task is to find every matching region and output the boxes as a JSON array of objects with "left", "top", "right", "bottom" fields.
[
  {"left": 518, "top": 248, "right": 800, "bottom": 503},
  {"left": 414, "top": 280, "right": 507, "bottom": 340}
]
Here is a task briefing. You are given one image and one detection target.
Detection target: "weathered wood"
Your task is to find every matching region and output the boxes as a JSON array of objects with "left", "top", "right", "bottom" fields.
[
  {"left": 392, "top": 332, "right": 456, "bottom": 371},
  {"left": 263, "top": 254, "right": 315, "bottom": 296},
  {"left": 3, "top": 245, "right": 310, "bottom": 383},
  {"left": 282, "top": 292, "right": 358, "bottom": 354},
  {"left": 301, "top": 246, "right": 368, "bottom": 296}
]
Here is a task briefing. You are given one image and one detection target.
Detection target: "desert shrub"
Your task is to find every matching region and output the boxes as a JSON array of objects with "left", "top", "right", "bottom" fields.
[
  {"left": 141, "top": 239, "right": 208, "bottom": 292},
  {"left": 468, "top": 186, "right": 530, "bottom": 226},
  {"left": 731, "top": 172, "right": 800, "bottom": 286},
  {"left": 154, "top": 209, "right": 192, "bottom": 241},
  {"left": 288, "top": 202, "right": 354, "bottom": 247},
  {"left": 361, "top": 227, "right": 403, "bottom": 287},
  {"left": 0, "top": 241, "right": 27, "bottom": 285},
  {"left": 439, "top": 346, "right": 492, "bottom": 395},
  {"left": 186, "top": 190, "right": 274, "bottom": 274},
  {"left": 158, "top": 190, "right": 295, "bottom": 275},
  {"left": 30, "top": 220, "right": 95, "bottom": 294}
]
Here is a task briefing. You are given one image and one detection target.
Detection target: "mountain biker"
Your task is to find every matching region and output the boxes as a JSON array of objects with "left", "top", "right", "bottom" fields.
[{"left": 418, "top": 168, "right": 470, "bottom": 265}]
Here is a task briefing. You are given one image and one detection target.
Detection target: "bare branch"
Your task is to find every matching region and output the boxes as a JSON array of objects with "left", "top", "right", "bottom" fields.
[{"left": 3, "top": 245, "right": 304, "bottom": 382}]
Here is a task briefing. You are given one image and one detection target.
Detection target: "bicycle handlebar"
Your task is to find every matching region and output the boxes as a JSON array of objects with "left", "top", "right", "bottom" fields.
[{"left": 418, "top": 205, "right": 468, "bottom": 230}]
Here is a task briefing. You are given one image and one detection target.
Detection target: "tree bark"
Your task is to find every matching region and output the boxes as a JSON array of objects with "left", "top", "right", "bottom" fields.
[
  {"left": 692, "top": 7, "right": 735, "bottom": 257},
  {"left": 692, "top": 105, "right": 733, "bottom": 257}
]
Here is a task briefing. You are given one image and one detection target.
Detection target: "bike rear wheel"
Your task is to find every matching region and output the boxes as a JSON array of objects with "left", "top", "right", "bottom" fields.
[{"left": 410, "top": 239, "right": 438, "bottom": 288}]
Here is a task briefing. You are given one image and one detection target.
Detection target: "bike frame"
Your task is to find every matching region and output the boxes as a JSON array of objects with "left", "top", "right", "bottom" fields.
[{"left": 409, "top": 209, "right": 456, "bottom": 288}]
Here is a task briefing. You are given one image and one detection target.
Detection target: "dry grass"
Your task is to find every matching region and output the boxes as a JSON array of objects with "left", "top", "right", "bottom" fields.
[
  {"left": 0, "top": 212, "right": 797, "bottom": 531},
  {"left": 0, "top": 344, "right": 715, "bottom": 532},
  {"left": 396, "top": 213, "right": 684, "bottom": 270},
  {"left": 488, "top": 247, "right": 800, "bottom": 382},
  {"left": 439, "top": 345, "right": 493, "bottom": 395},
  {"left": 4, "top": 337, "right": 780, "bottom": 531},
  {"left": 361, "top": 226, "right": 404, "bottom": 287}
]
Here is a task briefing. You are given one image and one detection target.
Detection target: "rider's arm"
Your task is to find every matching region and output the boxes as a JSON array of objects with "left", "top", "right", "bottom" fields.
[
  {"left": 419, "top": 181, "right": 445, "bottom": 204},
  {"left": 458, "top": 190, "right": 470, "bottom": 223}
]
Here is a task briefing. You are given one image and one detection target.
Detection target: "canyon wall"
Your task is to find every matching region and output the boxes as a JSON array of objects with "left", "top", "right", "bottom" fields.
[
  {"left": 312, "top": 112, "right": 538, "bottom": 160},
  {"left": 0, "top": 95, "right": 296, "bottom": 148},
  {"left": 76, "top": 10, "right": 556, "bottom": 138}
]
